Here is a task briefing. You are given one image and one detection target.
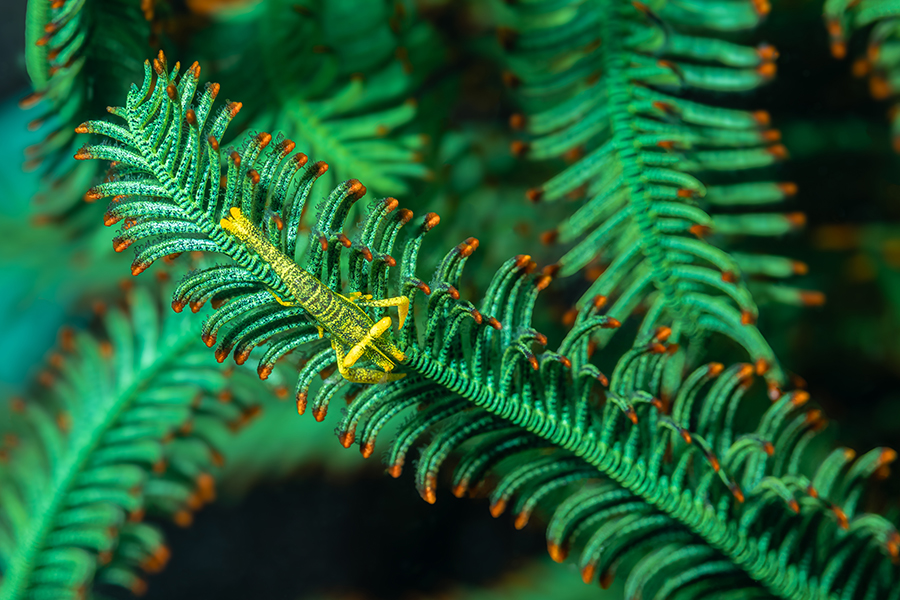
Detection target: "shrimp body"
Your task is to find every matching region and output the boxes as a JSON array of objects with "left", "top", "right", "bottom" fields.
[{"left": 220, "top": 207, "right": 407, "bottom": 383}]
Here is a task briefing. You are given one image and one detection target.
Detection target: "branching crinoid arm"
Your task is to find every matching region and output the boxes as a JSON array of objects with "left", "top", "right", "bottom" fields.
[
  {"left": 76, "top": 53, "right": 425, "bottom": 396},
  {"left": 0, "top": 282, "right": 287, "bottom": 600},
  {"left": 824, "top": 0, "right": 900, "bottom": 149},
  {"left": 23, "top": 0, "right": 157, "bottom": 221},
  {"left": 339, "top": 250, "right": 899, "bottom": 600},
  {"left": 498, "top": 0, "right": 824, "bottom": 393},
  {"left": 77, "top": 53, "right": 900, "bottom": 600}
]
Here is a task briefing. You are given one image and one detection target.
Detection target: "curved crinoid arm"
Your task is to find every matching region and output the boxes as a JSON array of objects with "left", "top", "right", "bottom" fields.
[
  {"left": 0, "top": 282, "right": 286, "bottom": 600},
  {"left": 336, "top": 256, "right": 900, "bottom": 599},
  {"left": 75, "top": 53, "right": 443, "bottom": 397},
  {"left": 824, "top": 0, "right": 900, "bottom": 150},
  {"left": 23, "top": 0, "right": 158, "bottom": 222},
  {"left": 500, "top": 0, "right": 818, "bottom": 384}
]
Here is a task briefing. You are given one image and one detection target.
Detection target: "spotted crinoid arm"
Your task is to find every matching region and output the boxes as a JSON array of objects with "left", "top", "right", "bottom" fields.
[
  {"left": 74, "top": 53, "right": 432, "bottom": 395},
  {"left": 500, "top": 0, "right": 818, "bottom": 389},
  {"left": 331, "top": 250, "right": 898, "bottom": 600}
]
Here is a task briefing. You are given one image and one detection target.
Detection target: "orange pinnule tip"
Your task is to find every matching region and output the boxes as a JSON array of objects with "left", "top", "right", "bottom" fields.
[
  {"left": 751, "top": 0, "right": 770, "bottom": 14},
  {"left": 338, "top": 429, "right": 355, "bottom": 448},
  {"left": 800, "top": 290, "right": 826, "bottom": 306},
  {"left": 257, "top": 363, "right": 273, "bottom": 380},
  {"left": 398, "top": 208, "right": 414, "bottom": 225},
  {"left": 185, "top": 109, "right": 196, "bottom": 125},
  {"left": 767, "top": 144, "right": 789, "bottom": 159},
  {"left": 763, "top": 129, "right": 782, "bottom": 142},
  {"left": 388, "top": 463, "right": 403, "bottom": 478},
  {"left": 737, "top": 364, "right": 755, "bottom": 380},
  {"left": 295, "top": 392, "right": 307, "bottom": 415},
  {"left": 470, "top": 309, "right": 483, "bottom": 324},
  {"left": 603, "top": 317, "right": 621, "bottom": 329},
  {"left": 763, "top": 441, "right": 775, "bottom": 456},
  {"left": 625, "top": 407, "right": 639, "bottom": 425},
  {"left": 831, "top": 41, "right": 847, "bottom": 60},
  {"left": 721, "top": 270, "right": 738, "bottom": 284},
  {"left": 790, "top": 390, "right": 810, "bottom": 406},
  {"left": 871, "top": 76, "right": 891, "bottom": 99},
  {"left": 757, "top": 62, "right": 777, "bottom": 78},
  {"left": 422, "top": 485, "right": 437, "bottom": 505},
  {"left": 741, "top": 310, "right": 756, "bottom": 325},
  {"left": 174, "top": 510, "right": 193, "bottom": 527},
  {"left": 313, "top": 405, "right": 327, "bottom": 422},
  {"left": 166, "top": 84, "right": 177, "bottom": 100},
  {"left": 488, "top": 317, "right": 502, "bottom": 330},
  {"left": 708, "top": 454, "right": 720, "bottom": 472},
  {"left": 131, "top": 262, "right": 149, "bottom": 276},
  {"left": 775, "top": 181, "right": 797, "bottom": 196},
  {"left": 452, "top": 481, "right": 468, "bottom": 498},
  {"left": 887, "top": 535, "right": 900, "bottom": 560},
  {"left": 346, "top": 179, "right": 367, "bottom": 200},
  {"left": 257, "top": 131, "right": 272, "bottom": 148},
  {"left": 447, "top": 285, "right": 460, "bottom": 300},
  {"left": 708, "top": 362, "right": 725, "bottom": 377},
  {"left": 514, "top": 510, "right": 530, "bottom": 530},
  {"left": 214, "top": 346, "right": 229, "bottom": 363},
  {"left": 680, "top": 428, "right": 692, "bottom": 444},
  {"left": 562, "top": 308, "right": 578, "bottom": 326},
  {"left": 73, "top": 147, "right": 93, "bottom": 160},
  {"left": 650, "top": 342, "right": 666, "bottom": 354},
  {"left": 881, "top": 448, "right": 898, "bottom": 465},
  {"left": 74, "top": 123, "right": 90, "bottom": 134},
  {"left": 489, "top": 498, "right": 507, "bottom": 517},
  {"left": 757, "top": 44, "right": 779, "bottom": 61},
  {"left": 755, "top": 358, "right": 770, "bottom": 375},
  {"left": 207, "top": 82, "right": 220, "bottom": 100},
  {"left": 805, "top": 409, "right": 822, "bottom": 424},
  {"left": 852, "top": 58, "right": 870, "bottom": 78},
  {"left": 248, "top": 170, "right": 260, "bottom": 185},
  {"left": 536, "top": 275, "right": 552, "bottom": 291},
  {"left": 592, "top": 295, "right": 608, "bottom": 309},
  {"left": 228, "top": 101, "right": 243, "bottom": 118},
  {"left": 788, "top": 499, "right": 800, "bottom": 513},
  {"left": 657, "top": 140, "right": 676, "bottom": 150},
  {"left": 676, "top": 188, "right": 694, "bottom": 199},
  {"left": 526, "top": 188, "right": 543, "bottom": 203},
  {"left": 785, "top": 212, "right": 806, "bottom": 228},
  {"left": 501, "top": 71, "right": 521, "bottom": 88},
  {"left": 791, "top": 261, "right": 809, "bottom": 275},
  {"left": 543, "top": 264, "right": 561, "bottom": 279},
  {"left": 752, "top": 110, "right": 771, "bottom": 126},
  {"left": 509, "top": 113, "right": 525, "bottom": 130},
  {"left": 689, "top": 224, "right": 710, "bottom": 238},
  {"left": 131, "top": 578, "right": 148, "bottom": 596},
  {"left": 540, "top": 229, "right": 558, "bottom": 245},
  {"left": 599, "top": 570, "right": 615, "bottom": 589},
  {"left": 832, "top": 505, "right": 850, "bottom": 529},
  {"left": 581, "top": 564, "right": 596, "bottom": 585},
  {"left": 423, "top": 212, "right": 440, "bottom": 231},
  {"left": 360, "top": 441, "right": 375, "bottom": 459},
  {"left": 548, "top": 543, "right": 568, "bottom": 563},
  {"left": 510, "top": 140, "right": 529, "bottom": 157}
]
